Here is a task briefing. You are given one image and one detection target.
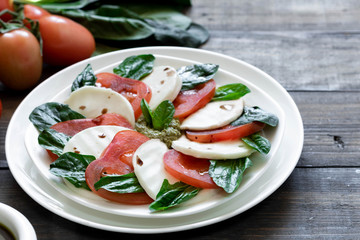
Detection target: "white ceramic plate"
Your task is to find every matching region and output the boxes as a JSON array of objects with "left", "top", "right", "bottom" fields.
[{"left": 6, "top": 47, "right": 303, "bottom": 233}]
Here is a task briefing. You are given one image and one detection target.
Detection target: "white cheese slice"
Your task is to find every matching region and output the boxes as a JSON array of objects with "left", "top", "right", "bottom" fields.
[
  {"left": 172, "top": 135, "right": 255, "bottom": 160},
  {"left": 180, "top": 98, "right": 244, "bottom": 130},
  {"left": 63, "top": 125, "right": 130, "bottom": 158},
  {"left": 133, "top": 139, "right": 177, "bottom": 200},
  {"left": 64, "top": 86, "right": 135, "bottom": 127},
  {"left": 142, "top": 66, "right": 182, "bottom": 109}
]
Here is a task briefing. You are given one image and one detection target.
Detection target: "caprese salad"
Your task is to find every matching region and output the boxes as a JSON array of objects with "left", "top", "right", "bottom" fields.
[{"left": 29, "top": 54, "right": 279, "bottom": 212}]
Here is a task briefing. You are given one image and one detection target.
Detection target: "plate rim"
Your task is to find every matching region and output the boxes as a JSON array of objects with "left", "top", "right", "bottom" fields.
[{"left": 5, "top": 46, "right": 304, "bottom": 234}]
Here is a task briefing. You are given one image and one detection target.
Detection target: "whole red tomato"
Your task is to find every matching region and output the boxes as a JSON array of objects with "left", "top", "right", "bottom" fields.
[
  {"left": 0, "top": 0, "right": 14, "bottom": 22},
  {"left": 38, "top": 15, "right": 95, "bottom": 66},
  {"left": 23, "top": 4, "right": 50, "bottom": 20},
  {"left": 0, "top": 28, "right": 42, "bottom": 90}
]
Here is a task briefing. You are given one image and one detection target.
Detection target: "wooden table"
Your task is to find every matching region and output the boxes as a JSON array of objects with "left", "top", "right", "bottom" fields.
[{"left": 1, "top": 0, "right": 359, "bottom": 239}]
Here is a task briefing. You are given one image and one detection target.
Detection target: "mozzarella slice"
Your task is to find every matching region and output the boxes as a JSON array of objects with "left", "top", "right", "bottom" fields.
[
  {"left": 63, "top": 125, "right": 129, "bottom": 158},
  {"left": 133, "top": 139, "right": 177, "bottom": 200},
  {"left": 64, "top": 86, "right": 135, "bottom": 127},
  {"left": 172, "top": 135, "right": 255, "bottom": 160},
  {"left": 142, "top": 66, "right": 182, "bottom": 109},
  {"left": 180, "top": 98, "right": 244, "bottom": 130}
]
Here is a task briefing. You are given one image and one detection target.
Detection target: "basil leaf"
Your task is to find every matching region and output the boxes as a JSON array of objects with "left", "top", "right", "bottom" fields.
[
  {"left": 178, "top": 64, "right": 219, "bottom": 90},
  {"left": 231, "top": 106, "right": 279, "bottom": 127},
  {"left": 113, "top": 54, "right": 155, "bottom": 80},
  {"left": 38, "top": 129, "right": 71, "bottom": 156},
  {"left": 209, "top": 158, "right": 253, "bottom": 193},
  {"left": 49, "top": 152, "right": 96, "bottom": 190},
  {"left": 140, "top": 99, "right": 154, "bottom": 127},
  {"left": 140, "top": 99, "right": 175, "bottom": 131},
  {"left": 149, "top": 180, "right": 200, "bottom": 212},
  {"left": 94, "top": 173, "right": 144, "bottom": 193},
  {"left": 212, "top": 83, "right": 251, "bottom": 101},
  {"left": 29, "top": 102, "right": 85, "bottom": 132},
  {"left": 242, "top": 133, "right": 271, "bottom": 155},
  {"left": 152, "top": 100, "right": 175, "bottom": 131},
  {"left": 71, "top": 64, "right": 97, "bottom": 92}
]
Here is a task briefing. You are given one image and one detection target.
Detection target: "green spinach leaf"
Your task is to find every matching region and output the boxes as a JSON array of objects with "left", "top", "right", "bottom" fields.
[
  {"left": 140, "top": 99, "right": 175, "bottom": 131},
  {"left": 212, "top": 83, "right": 251, "bottom": 101},
  {"left": 49, "top": 152, "right": 96, "bottom": 190},
  {"left": 209, "top": 158, "right": 253, "bottom": 193},
  {"left": 94, "top": 173, "right": 144, "bottom": 193},
  {"left": 71, "top": 64, "right": 97, "bottom": 91},
  {"left": 231, "top": 106, "right": 279, "bottom": 127},
  {"left": 242, "top": 133, "right": 271, "bottom": 155},
  {"left": 57, "top": 8, "right": 154, "bottom": 41},
  {"left": 113, "top": 54, "right": 155, "bottom": 79},
  {"left": 149, "top": 180, "right": 200, "bottom": 212},
  {"left": 29, "top": 102, "right": 85, "bottom": 132},
  {"left": 38, "top": 129, "right": 71, "bottom": 156},
  {"left": 178, "top": 63, "right": 219, "bottom": 90}
]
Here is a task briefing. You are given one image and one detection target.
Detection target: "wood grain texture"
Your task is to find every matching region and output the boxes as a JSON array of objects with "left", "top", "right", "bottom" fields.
[
  {"left": 188, "top": 0, "right": 360, "bottom": 91},
  {"left": 290, "top": 91, "right": 360, "bottom": 167},
  {"left": 1, "top": 167, "right": 359, "bottom": 239},
  {"left": 0, "top": 0, "right": 360, "bottom": 239}
]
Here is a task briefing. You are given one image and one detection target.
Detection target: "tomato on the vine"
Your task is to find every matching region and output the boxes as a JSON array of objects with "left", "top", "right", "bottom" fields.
[
  {"left": 38, "top": 15, "right": 95, "bottom": 66},
  {"left": 23, "top": 4, "right": 50, "bottom": 20},
  {"left": 0, "top": 28, "right": 42, "bottom": 90},
  {"left": 0, "top": 0, "right": 14, "bottom": 22}
]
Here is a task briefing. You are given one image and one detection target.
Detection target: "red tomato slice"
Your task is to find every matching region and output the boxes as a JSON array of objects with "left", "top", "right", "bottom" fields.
[
  {"left": 50, "top": 113, "right": 133, "bottom": 137},
  {"left": 186, "top": 121, "right": 266, "bottom": 143},
  {"left": 85, "top": 130, "right": 152, "bottom": 204},
  {"left": 96, "top": 72, "right": 152, "bottom": 120},
  {"left": 47, "top": 113, "right": 133, "bottom": 161},
  {"left": 173, "top": 80, "right": 216, "bottom": 119},
  {"left": 163, "top": 150, "right": 218, "bottom": 189},
  {"left": 91, "top": 113, "right": 133, "bottom": 129}
]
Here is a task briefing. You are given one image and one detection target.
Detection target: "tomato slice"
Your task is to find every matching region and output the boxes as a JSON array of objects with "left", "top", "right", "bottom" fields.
[
  {"left": 47, "top": 113, "right": 133, "bottom": 161},
  {"left": 173, "top": 79, "right": 216, "bottom": 119},
  {"left": 163, "top": 149, "right": 218, "bottom": 189},
  {"left": 96, "top": 72, "right": 152, "bottom": 120},
  {"left": 186, "top": 121, "right": 266, "bottom": 143},
  {"left": 50, "top": 113, "right": 133, "bottom": 137},
  {"left": 85, "top": 130, "right": 152, "bottom": 204}
]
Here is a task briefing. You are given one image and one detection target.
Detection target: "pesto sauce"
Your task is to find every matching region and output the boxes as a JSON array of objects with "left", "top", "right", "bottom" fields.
[{"left": 135, "top": 117, "right": 181, "bottom": 148}]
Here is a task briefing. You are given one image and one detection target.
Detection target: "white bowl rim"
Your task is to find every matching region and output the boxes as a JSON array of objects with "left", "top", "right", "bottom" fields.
[{"left": 0, "top": 203, "right": 37, "bottom": 240}]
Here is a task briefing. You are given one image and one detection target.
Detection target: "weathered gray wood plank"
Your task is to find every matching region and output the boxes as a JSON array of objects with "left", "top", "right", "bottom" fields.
[
  {"left": 1, "top": 167, "right": 359, "bottom": 239},
  {"left": 290, "top": 91, "right": 360, "bottom": 167},
  {"left": 200, "top": 31, "right": 360, "bottom": 91},
  {"left": 190, "top": 0, "right": 360, "bottom": 31},
  {"left": 188, "top": 0, "right": 360, "bottom": 91}
]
